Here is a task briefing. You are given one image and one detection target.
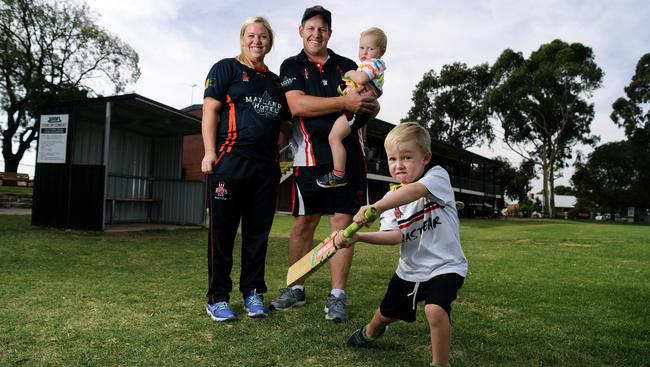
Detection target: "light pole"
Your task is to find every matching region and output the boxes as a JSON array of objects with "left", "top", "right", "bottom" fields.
[{"left": 190, "top": 83, "right": 198, "bottom": 105}]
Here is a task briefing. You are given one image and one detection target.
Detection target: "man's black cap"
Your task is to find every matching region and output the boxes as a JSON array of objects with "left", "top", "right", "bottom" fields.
[{"left": 301, "top": 5, "right": 331, "bottom": 28}]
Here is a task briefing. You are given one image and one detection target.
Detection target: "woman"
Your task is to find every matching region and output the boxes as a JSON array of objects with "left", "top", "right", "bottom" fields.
[{"left": 202, "top": 16, "right": 289, "bottom": 321}]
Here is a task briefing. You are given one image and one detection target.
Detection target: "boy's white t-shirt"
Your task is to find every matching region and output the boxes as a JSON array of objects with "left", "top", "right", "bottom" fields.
[{"left": 379, "top": 165, "right": 468, "bottom": 282}]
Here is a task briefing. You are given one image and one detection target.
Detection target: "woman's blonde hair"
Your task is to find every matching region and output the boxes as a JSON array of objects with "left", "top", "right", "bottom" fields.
[
  {"left": 237, "top": 16, "right": 275, "bottom": 61},
  {"left": 384, "top": 122, "right": 431, "bottom": 154},
  {"left": 361, "top": 27, "right": 387, "bottom": 52}
]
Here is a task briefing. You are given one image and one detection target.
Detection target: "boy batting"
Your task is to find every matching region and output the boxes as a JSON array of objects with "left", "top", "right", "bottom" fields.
[{"left": 334, "top": 122, "right": 467, "bottom": 367}]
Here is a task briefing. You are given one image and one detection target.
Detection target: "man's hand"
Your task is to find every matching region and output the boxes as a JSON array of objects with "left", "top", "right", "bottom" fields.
[
  {"left": 363, "top": 98, "right": 381, "bottom": 116},
  {"left": 343, "top": 91, "right": 378, "bottom": 115}
]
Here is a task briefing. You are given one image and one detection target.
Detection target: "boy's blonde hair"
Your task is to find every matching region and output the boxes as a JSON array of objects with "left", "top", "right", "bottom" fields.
[
  {"left": 384, "top": 122, "right": 431, "bottom": 154},
  {"left": 361, "top": 27, "right": 387, "bottom": 52},
  {"left": 238, "top": 16, "right": 275, "bottom": 60}
]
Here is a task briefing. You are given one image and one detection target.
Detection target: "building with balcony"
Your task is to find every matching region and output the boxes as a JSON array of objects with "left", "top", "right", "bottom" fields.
[
  {"left": 363, "top": 119, "right": 502, "bottom": 218},
  {"left": 181, "top": 105, "right": 502, "bottom": 217}
]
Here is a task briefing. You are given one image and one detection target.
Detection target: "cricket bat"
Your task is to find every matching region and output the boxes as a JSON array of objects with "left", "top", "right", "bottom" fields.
[{"left": 286, "top": 208, "right": 378, "bottom": 286}]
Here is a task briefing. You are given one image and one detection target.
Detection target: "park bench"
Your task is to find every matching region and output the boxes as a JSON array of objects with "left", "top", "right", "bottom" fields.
[{"left": 0, "top": 172, "right": 31, "bottom": 186}]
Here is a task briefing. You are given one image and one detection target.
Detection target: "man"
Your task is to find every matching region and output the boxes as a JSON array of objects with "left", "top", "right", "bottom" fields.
[{"left": 269, "top": 5, "right": 379, "bottom": 322}]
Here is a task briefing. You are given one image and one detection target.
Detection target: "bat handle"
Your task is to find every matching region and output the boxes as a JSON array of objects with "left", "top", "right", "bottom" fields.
[{"left": 342, "top": 207, "right": 378, "bottom": 238}]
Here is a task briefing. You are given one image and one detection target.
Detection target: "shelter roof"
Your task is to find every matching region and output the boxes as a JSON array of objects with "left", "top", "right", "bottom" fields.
[{"left": 40, "top": 93, "right": 201, "bottom": 137}]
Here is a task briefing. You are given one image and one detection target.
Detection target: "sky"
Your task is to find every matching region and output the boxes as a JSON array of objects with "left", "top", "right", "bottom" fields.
[{"left": 7, "top": 0, "right": 650, "bottom": 192}]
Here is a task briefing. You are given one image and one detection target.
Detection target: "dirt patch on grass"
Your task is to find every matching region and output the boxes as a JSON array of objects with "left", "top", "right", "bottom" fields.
[{"left": 559, "top": 243, "right": 593, "bottom": 248}]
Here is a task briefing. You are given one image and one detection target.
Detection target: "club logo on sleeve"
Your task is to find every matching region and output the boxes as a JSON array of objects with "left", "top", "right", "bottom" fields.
[
  {"left": 205, "top": 77, "right": 215, "bottom": 89},
  {"left": 394, "top": 207, "right": 402, "bottom": 219}
]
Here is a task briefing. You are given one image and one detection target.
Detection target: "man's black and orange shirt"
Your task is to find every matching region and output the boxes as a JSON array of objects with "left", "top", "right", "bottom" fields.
[
  {"left": 204, "top": 58, "right": 289, "bottom": 162},
  {"left": 280, "top": 49, "right": 369, "bottom": 167}
]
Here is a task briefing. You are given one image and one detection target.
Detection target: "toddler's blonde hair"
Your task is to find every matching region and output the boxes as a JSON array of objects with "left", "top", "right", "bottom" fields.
[{"left": 361, "top": 27, "right": 387, "bottom": 52}]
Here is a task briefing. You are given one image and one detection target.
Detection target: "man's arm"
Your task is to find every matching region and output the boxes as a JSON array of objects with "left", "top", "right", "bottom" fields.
[{"left": 286, "top": 89, "right": 378, "bottom": 117}]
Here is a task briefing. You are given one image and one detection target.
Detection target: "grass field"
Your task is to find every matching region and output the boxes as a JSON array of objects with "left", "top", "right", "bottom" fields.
[
  {"left": 0, "top": 185, "right": 32, "bottom": 194},
  {"left": 1, "top": 215, "right": 648, "bottom": 366}
]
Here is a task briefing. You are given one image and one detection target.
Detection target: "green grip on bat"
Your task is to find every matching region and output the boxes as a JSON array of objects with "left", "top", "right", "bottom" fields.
[{"left": 342, "top": 207, "right": 378, "bottom": 238}]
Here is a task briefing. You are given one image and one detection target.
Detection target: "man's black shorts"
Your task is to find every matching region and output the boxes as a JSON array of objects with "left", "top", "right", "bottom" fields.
[
  {"left": 379, "top": 273, "right": 464, "bottom": 322},
  {"left": 292, "top": 164, "right": 367, "bottom": 216}
]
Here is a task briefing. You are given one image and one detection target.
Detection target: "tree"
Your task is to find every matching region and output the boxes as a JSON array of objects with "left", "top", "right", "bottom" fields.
[
  {"left": 610, "top": 53, "right": 650, "bottom": 139},
  {"left": 609, "top": 53, "right": 650, "bottom": 213},
  {"left": 572, "top": 141, "right": 643, "bottom": 218},
  {"left": 0, "top": 0, "right": 140, "bottom": 174},
  {"left": 553, "top": 185, "right": 574, "bottom": 195},
  {"left": 492, "top": 156, "right": 536, "bottom": 203},
  {"left": 403, "top": 62, "right": 494, "bottom": 149},
  {"left": 486, "top": 40, "right": 603, "bottom": 218}
]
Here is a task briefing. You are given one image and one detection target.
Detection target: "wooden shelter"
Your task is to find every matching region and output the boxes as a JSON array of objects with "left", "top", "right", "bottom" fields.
[{"left": 33, "top": 94, "right": 205, "bottom": 230}]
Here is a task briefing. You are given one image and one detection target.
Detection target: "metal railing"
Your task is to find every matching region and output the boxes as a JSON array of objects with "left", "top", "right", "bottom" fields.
[{"left": 279, "top": 144, "right": 292, "bottom": 163}]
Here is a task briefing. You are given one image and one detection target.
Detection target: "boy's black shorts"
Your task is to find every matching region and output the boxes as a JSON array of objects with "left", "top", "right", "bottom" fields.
[
  {"left": 379, "top": 273, "right": 464, "bottom": 323},
  {"left": 292, "top": 165, "right": 367, "bottom": 216}
]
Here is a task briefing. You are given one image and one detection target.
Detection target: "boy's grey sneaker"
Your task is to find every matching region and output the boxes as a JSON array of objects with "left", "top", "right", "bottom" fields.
[
  {"left": 346, "top": 325, "right": 388, "bottom": 347},
  {"left": 269, "top": 288, "right": 306, "bottom": 311},
  {"left": 324, "top": 293, "right": 348, "bottom": 322}
]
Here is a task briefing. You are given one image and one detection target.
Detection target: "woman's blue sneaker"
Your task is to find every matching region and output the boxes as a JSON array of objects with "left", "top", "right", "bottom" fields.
[
  {"left": 244, "top": 289, "right": 269, "bottom": 318},
  {"left": 206, "top": 301, "right": 236, "bottom": 322}
]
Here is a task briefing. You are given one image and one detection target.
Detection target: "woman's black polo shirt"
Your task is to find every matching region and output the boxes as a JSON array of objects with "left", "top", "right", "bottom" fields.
[{"left": 204, "top": 58, "right": 289, "bottom": 162}]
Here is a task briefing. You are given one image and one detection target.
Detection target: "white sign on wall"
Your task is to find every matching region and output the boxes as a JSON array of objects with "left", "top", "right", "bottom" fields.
[{"left": 36, "top": 114, "right": 69, "bottom": 164}]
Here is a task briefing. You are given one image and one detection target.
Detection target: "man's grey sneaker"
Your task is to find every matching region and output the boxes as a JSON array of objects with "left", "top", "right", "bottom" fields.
[
  {"left": 316, "top": 171, "right": 348, "bottom": 188},
  {"left": 346, "top": 325, "right": 388, "bottom": 347},
  {"left": 206, "top": 301, "right": 236, "bottom": 322},
  {"left": 244, "top": 289, "right": 269, "bottom": 318},
  {"left": 269, "top": 288, "right": 306, "bottom": 311},
  {"left": 324, "top": 293, "right": 348, "bottom": 322}
]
